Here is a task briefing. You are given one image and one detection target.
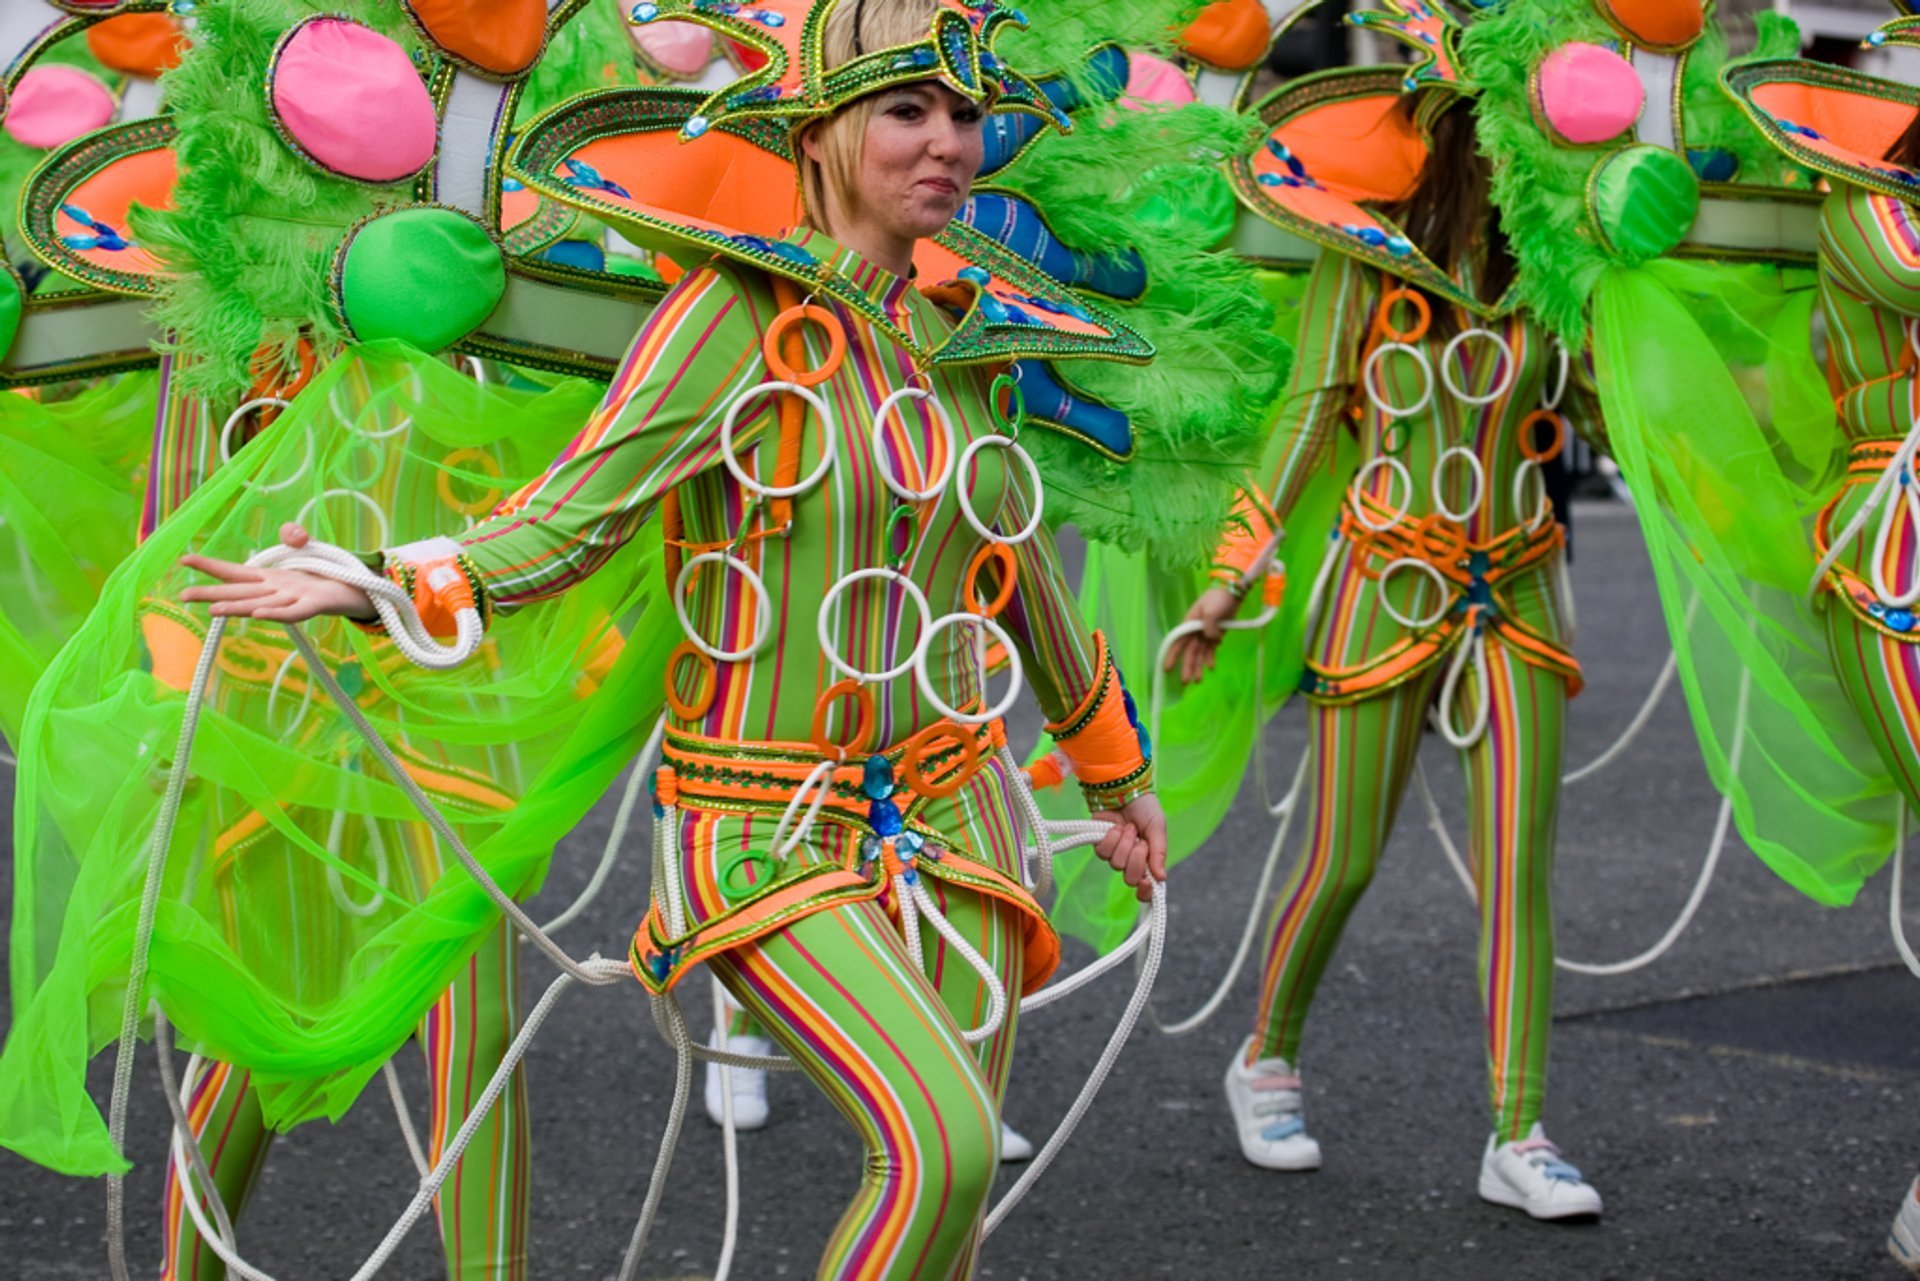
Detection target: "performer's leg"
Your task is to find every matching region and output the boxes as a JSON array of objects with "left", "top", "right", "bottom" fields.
[
  {"left": 159, "top": 1060, "right": 273, "bottom": 1281},
  {"left": 1454, "top": 638, "right": 1565, "bottom": 1141},
  {"left": 705, "top": 975, "right": 774, "bottom": 1129},
  {"left": 711, "top": 891, "right": 1009, "bottom": 1281},
  {"left": 1825, "top": 609, "right": 1920, "bottom": 813},
  {"left": 419, "top": 919, "right": 530, "bottom": 1281},
  {"left": 1248, "top": 678, "right": 1436, "bottom": 1065}
]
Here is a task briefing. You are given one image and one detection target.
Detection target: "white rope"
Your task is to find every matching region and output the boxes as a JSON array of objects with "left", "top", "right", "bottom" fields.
[
  {"left": 1893, "top": 799, "right": 1920, "bottom": 980},
  {"left": 1430, "top": 625, "right": 1491, "bottom": 750},
  {"left": 1561, "top": 648, "right": 1676, "bottom": 785},
  {"left": 710, "top": 982, "right": 742, "bottom": 1281},
  {"left": 539, "top": 719, "right": 663, "bottom": 934},
  {"left": 382, "top": 1060, "right": 431, "bottom": 1179},
  {"left": 1806, "top": 405, "right": 1920, "bottom": 604},
  {"left": 1145, "top": 748, "right": 1309, "bottom": 1036}
]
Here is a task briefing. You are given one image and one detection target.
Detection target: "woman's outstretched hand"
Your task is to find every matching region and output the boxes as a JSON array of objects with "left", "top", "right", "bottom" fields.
[
  {"left": 1161, "top": 585, "right": 1240, "bottom": 685},
  {"left": 1091, "top": 793, "right": 1169, "bottom": 903},
  {"left": 179, "top": 523, "right": 376, "bottom": 624}
]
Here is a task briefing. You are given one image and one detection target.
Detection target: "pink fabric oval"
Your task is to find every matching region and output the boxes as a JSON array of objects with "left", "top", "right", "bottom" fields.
[
  {"left": 270, "top": 18, "right": 435, "bottom": 183},
  {"left": 630, "top": 21, "right": 715, "bottom": 76},
  {"left": 1536, "top": 42, "right": 1643, "bottom": 145},
  {"left": 5, "top": 65, "right": 117, "bottom": 149},
  {"left": 1124, "top": 53, "right": 1197, "bottom": 109}
]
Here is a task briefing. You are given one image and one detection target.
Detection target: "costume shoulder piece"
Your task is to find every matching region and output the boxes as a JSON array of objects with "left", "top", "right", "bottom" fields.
[{"left": 1723, "top": 57, "right": 1920, "bottom": 206}]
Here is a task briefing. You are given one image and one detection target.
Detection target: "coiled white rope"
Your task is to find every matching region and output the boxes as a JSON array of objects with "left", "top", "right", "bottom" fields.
[{"left": 1807, "top": 374, "right": 1920, "bottom": 605}]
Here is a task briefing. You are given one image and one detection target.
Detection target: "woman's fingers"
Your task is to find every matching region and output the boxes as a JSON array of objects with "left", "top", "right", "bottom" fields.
[
  {"left": 179, "top": 553, "right": 260, "bottom": 583},
  {"left": 180, "top": 580, "right": 276, "bottom": 603},
  {"left": 279, "top": 522, "right": 310, "bottom": 548}
]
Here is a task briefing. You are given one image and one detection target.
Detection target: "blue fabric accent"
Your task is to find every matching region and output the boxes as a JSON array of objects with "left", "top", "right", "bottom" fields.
[
  {"left": 540, "top": 239, "right": 607, "bottom": 272},
  {"left": 978, "top": 46, "right": 1129, "bottom": 175},
  {"left": 957, "top": 193, "right": 1146, "bottom": 299},
  {"left": 1260, "top": 1116, "right": 1305, "bottom": 1142},
  {"left": 1014, "top": 359, "right": 1132, "bottom": 457}
]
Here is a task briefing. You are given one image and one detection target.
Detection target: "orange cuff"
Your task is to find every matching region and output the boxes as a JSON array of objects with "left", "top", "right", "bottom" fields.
[
  {"left": 360, "top": 537, "right": 489, "bottom": 640},
  {"left": 1212, "top": 484, "right": 1280, "bottom": 590},
  {"left": 1044, "top": 633, "right": 1153, "bottom": 809}
]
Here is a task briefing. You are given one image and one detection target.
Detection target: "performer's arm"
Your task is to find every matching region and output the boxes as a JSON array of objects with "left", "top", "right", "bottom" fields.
[{"left": 1821, "top": 186, "right": 1920, "bottom": 316}]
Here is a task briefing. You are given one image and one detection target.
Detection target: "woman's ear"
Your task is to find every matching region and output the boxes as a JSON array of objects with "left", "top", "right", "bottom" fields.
[{"left": 798, "top": 122, "right": 823, "bottom": 166}]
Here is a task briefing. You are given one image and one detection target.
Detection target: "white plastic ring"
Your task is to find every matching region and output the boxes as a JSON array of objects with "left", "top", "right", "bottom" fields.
[
  {"left": 265, "top": 648, "right": 314, "bottom": 738},
  {"left": 872, "top": 387, "right": 956, "bottom": 503},
  {"left": 1540, "top": 341, "right": 1570, "bottom": 412},
  {"left": 1431, "top": 446, "right": 1486, "bottom": 524},
  {"left": 674, "top": 551, "right": 774, "bottom": 662},
  {"left": 1361, "top": 341, "right": 1434, "bottom": 420},
  {"left": 1440, "top": 327, "right": 1517, "bottom": 406},
  {"left": 914, "top": 611, "right": 1024, "bottom": 726},
  {"left": 1350, "top": 455, "right": 1414, "bottom": 532},
  {"left": 464, "top": 355, "right": 487, "bottom": 385},
  {"left": 815, "top": 565, "right": 932, "bottom": 683},
  {"left": 956, "top": 435, "right": 1045, "bottom": 546},
  {"left": 324, "top": 809, "right": 390, "bottom": 918},
  {"left": 1513, "top": 459, "right": 1553, "bottom": 533},
  {"left": 330, "top": 376, "right": 417, "bottom": 440},
  {"left": 1907, "top": 317, "right": 1920, "bottom": 367},
  {"left": 295, "top": 488, "right": 392, "bottom": 549},
  {"left": 718, "top": 380, "right": 836, "bottom": 500},
  {"left": 219, "top": 397, "right": 314, "bottom": 494},
  {"left": 1377, "top": 557, "right": 1451, "bottom": 631}
]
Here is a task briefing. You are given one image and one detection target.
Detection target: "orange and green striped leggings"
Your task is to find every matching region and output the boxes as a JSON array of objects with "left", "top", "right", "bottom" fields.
[
  {"left": 1248, "top": 634, "right": 1566, "bottom": 1141},
  {"left": 161, "top": 922, "right": 529, "bottom": 1280},
  {"left": 711, "top": 877, "right": 1023, "bottom": 1280}
]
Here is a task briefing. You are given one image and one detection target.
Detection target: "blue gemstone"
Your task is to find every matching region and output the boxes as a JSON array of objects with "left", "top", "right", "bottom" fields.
[
  {"left": 1871, "top": 30, "right": 1889, "bottom": 45},
  {"left": 1891, "top": 610, "right": 1916, "bottom": 633},
  {"left": 684, "top": 116, "right": 709, "bottom": 138},
  {"left": 1356, "top": 227, "right": 1387, "bottom": 247},
  {"left": 868, "top": 798, "right": 904, "bottom": 837},
  {"left": 630, "top": 2, "right": 659, "bottom": 19},
  {"left": 757, "top": 9, "right": 786, "bottom": 25},
  {"left": 958, "top": 265, "right": 991, "bottom": 285},
  {"left": 897, "top": 831, "right": 926, "bottom": 857},
  {"left": 1258, "top": 173, "right": 1282, "bottom": 187},
  {"left": 1385, "top": 235, "right": 1413, "bottom": 256},
  {"left": 862, "top": 755, "right": 896, "bottom": 800}
]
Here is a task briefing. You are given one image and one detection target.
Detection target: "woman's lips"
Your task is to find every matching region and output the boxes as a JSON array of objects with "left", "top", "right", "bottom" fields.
[{"left": 918, "top": 177, "right": 959, "bottom": 194}]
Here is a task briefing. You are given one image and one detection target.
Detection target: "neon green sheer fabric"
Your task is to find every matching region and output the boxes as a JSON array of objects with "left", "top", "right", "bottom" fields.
[
  {"left": 1593, "top": 259, "right": 1895, "bottom": 906},
  {"left": 0, "top": 374, "right": 157, "bottom": 738},
  {"left": 0, "top": 345, "right": 674, "bottom": 1175}
]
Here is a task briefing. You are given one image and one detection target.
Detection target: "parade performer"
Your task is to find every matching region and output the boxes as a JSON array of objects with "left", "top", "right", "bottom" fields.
[
  {"left": 0, "top": 0, "right": 1273, "bottom": 1272},
  {"left": 1160, "top": 0, "right": 1610, "bottom": 1218}
]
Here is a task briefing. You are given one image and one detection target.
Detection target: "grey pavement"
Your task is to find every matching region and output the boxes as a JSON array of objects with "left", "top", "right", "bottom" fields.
[{"left": 3, "top": 499, "right": 1917, "bottom": 1279}]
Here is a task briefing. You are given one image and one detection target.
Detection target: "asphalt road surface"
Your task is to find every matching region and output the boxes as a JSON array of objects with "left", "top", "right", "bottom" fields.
[{"left": 4, "top": 499, "right": 1917, "bottom": 1280}]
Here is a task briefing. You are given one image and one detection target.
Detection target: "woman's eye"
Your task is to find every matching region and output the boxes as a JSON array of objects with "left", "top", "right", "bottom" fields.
[
  {"left": 955, "top": 108, "right": 983, "bottom": 126},
  {"left": 890, "top": 104, "right": 923, "bottom": 121}
]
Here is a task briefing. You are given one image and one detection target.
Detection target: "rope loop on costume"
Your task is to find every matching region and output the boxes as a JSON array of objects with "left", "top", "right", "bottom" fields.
[
  {"left": 1807, "top": 405, "right": 1920, "bottom": 605},
  {"left": 1430, "top": 612, "right": 1491, "bottom": 749},
  {"left": 1350, "top": 456, "right": 1414, "bottom": 532},
  {"left": 1431, "top": 445, "right": 1485, "bottom": 524}
]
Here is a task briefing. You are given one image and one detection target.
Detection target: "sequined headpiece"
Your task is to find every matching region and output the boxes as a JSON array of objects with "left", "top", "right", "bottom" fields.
[
  {"left": 1865, "top": 1, "right": 1920, "bottom": 52},
  {"left": 1345, "top": 0, "right": 1474, "bottom": 95},
  {"left": 626, "top": 0, "right": 1061, "bottom": 141}
]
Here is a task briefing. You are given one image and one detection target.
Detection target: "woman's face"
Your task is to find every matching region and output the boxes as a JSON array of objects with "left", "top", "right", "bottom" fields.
[{"left": 848, "top": 81, "right": 984, "bottom": 244}]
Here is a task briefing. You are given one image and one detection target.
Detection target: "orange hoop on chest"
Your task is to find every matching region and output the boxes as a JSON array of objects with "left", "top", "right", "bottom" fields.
[
  {"left": 665, "top": 641, "right": 718, "bottom": 721},
  {"left": 811, "top": 678, "right": 876, "bottom": 759},
  {"left": 762, "top": 304, "right": 846, "bottom": 388},
  {"left": 963, "top": 543, "right": 1019, "bottom": 618},
  {"left": 1374, "top": 287, "right": 1432, "bottom": 345},
  {"left": 1519, "top": 409, "right": 1567, "bottom": 464},
  {"left": 900, "top": 720, "right": 980, "bottom": 799}
]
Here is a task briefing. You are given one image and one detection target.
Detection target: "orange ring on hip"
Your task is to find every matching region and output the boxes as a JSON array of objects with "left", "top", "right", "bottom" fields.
[
  {"left": 963, "top": 543, "right": 1018, "bottom": 618},
  {"left": 665, "top": 641, "right": 717, "bottom": 721},
  {"left": 762, "top": 304, "right": 846, "bottom": 388},
  {"left": 810, "top": 678, "right": 876, "bottom": 759},
  {"left": 436, "top": 447, "right": 505, "bottom": 517},
  {"left": 1519, "top": 409, "right": 1567, "bottom": 464},
  {"left": 900, "top": 720, "right": 980, "bottom": 800},
  {"left": 1415, "top": 512, "right": 1468, "bottom": 567},
  {"left": 1374, "top": 286, "right": 1431, "bottom": 344}
]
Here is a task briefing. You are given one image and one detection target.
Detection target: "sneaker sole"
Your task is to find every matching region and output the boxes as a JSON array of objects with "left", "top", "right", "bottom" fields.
[
  {"left": 1891, "top": 1214, "right": 1920, "bottom": 1275},
  {"left": 1239, "top": 1142, "right": 1322, "bottom": 1172},
  {"left": 1478, "top": 1172, "right": 1602, "bottom": 1221}
]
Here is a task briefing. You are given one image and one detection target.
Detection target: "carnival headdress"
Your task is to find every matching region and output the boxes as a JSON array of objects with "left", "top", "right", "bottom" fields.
[
  {"left": 627, "top": 0, "right": 1061, "bottom": 140},
  {"left": 1866, "top": 0, "right": 1920, "bottom": 51}
]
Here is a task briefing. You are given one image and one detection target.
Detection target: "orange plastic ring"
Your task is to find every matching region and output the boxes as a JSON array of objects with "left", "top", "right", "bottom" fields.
[
  {"left": 1374, "top": 286, "right": 1431, "bottom": 344},
  {"left": 1415, "top": 512, "right": 1468, "bottom": 566},
  {"left": 900, "top": 721, "right": 980, "bottom": 800},
  {"left": 665, "top": 641, "right": 717, "bottom": 721},
  {"left": 811, "top": 678, "right": 876, "bottom": 759},
  {"left": 762, "top": 304, "right": 846, "bottom": 388},
  {"left": 1519, "top": 409, "right": 1567, "bottom": 464},
  {"left": 963, "top": 543, "right": 1018, "bottom": 618},
  {"left": 436, "top": 447, "right": 505, "bottom": 517}
]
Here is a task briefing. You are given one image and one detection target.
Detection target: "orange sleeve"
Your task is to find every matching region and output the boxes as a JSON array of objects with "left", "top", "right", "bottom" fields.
[{"left": 1043, "top": 633, "right": 1154, "bottom": 811}]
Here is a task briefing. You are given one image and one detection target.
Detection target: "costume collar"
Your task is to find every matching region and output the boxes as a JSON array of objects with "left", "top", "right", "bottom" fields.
[
  {"left": 1227, "top": 66, "right": 1517, "bottom": 316},
  {"left": 509, "top": 86, "right": 1150, "bottom": 367},
  {"left": 785, "top": 226, "right": 921, "bottom": 320},
  {"left": 1722, "top": 59, "right": 1920, "bottom": 205}
]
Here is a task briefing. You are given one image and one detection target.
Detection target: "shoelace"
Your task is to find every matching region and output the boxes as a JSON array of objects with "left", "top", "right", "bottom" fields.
[{"left": 1513, "top": 1136, "right": 1583, "bottom": 1183}]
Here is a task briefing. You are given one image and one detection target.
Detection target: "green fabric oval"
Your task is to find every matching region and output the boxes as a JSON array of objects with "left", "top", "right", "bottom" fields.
[
  {"left": 0, "top": 265, "right": 23, "bottom": 362},
  {"left": 1587, "top": 145, "right": 1699, "bottom": 264},
  {"left": 335, "top": 207, "right": 505, "bottom": 351}
]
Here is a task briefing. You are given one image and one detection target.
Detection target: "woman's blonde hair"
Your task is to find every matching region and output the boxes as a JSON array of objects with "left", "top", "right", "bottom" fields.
[{"left": 796, "top": 0, "right": 943, "bottom": 232}]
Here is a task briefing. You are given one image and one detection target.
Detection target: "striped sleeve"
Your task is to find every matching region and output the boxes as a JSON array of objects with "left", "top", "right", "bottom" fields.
[
  {"left": 1821, "top": 186, "right": 1920, "bottom": 317},
  {"left": 992, "top": 469, "right": 1100, "bottom": 723},
  {"left": 446, "top": 262, "right": 766, "bottom": 611}
]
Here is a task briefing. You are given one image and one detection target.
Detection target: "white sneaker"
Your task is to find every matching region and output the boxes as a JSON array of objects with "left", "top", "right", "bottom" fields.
[
  {"left": 1478, "top": 1123, "right": 1603, "bottom": 1220},
  {"left": 1000, "top": 1121, "right": 1034, "bottom": 1163},
  {"left": 1222, "top": 1037, "right": 1322, "bottom": 1170},
  {"left": 703, "top": 1027, "right": 772, "bottom": 1130},
  {"left": 1890, "top": 1175, "right": 1920, "bottom": 1275}
]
